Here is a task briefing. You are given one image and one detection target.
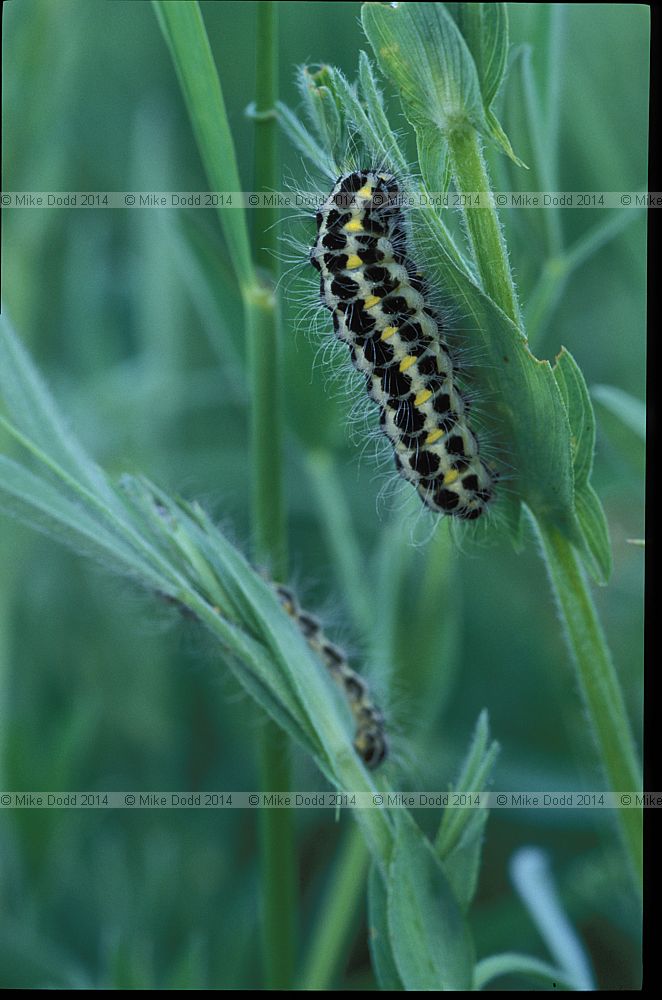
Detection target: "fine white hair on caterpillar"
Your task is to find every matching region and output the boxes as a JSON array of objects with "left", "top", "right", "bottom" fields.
[
  {"left": 312, "top": 169, "right": 497, "bottom": 521},
  {"left": 274, "top": 583, "right": 388, "bottom": 769}
]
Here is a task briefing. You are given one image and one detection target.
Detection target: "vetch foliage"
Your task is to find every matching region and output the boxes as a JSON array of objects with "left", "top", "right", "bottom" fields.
[
  {"left": 0, "top": 310, "right": 504, "bottom": 990},
  {"left": 279, "top": 0, "right": 640, "bottom": 905},
  {"left": 281, "top": 4, "right": 611, "bottom": 581},
  {"left": 0, "top": 0, "right": 642, "bottom": 990}
]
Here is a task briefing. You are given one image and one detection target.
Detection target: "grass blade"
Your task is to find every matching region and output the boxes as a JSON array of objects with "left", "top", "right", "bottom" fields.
[{"left": 152, "top": 0, "right": 254, "bottom": 291}]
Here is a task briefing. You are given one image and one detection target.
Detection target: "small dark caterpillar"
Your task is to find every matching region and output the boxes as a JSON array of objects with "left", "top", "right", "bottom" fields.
[
  {"left": 312, "top": 170, "right": 495, "bottom": 520},
  {"left": 275, "top": 584, "right": 387, "bottom": 769}
]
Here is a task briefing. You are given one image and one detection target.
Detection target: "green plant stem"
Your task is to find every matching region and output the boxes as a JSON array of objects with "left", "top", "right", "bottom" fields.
[
  {"left": 536, "top": 519, "right": 642, "bottom": 887},
  {"left": 152, "top": 0, "right": 255, "bottom": 289},
  {"left": 449, "top": 114, "right": 641, "bottom": 893},
  {"left": 254, "top": 3, "right": 279, "bottom": 278},
  {"left": 251, "top": 4, "right": 296, "bottom": 989},
  {"left": 250, "top": 1, "right": 284, "bottom": 571},
  {"left": 257, "top": 726, "right": 296, "bottom": 991},
  {"left": 245, "top": 288, "right": 286, "bottom": 572},
  {"left": 298, "top": 827, "right": 370, "bottom": 990},
  {"left": 446, "top": 124, "right": 521, "bottom": 327}
]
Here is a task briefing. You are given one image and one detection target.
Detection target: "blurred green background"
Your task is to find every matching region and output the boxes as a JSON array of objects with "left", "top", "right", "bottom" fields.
[{"left": 1, "top": 1, "right": 646, "bottom": 989}]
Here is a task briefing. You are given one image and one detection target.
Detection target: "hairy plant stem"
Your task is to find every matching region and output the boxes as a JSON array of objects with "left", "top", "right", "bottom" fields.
[
  {"left": 536, "top": 521, "right": 642, "bottom": 887},
  {"left": 446, "top": 124, "right": 521, "bottom": 327},
  {"left": 250, "top": 3, "right": 296, "bottom": 989},
  {"left": 449, "top": 120, "right": 641, "bottom": 892}
]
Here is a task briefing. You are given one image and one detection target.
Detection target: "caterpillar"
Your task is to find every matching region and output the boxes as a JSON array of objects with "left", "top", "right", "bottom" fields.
[
  {"left": 275, "top": 584, "right": 387, "bottom": 769},
  {"left": 312, "top": 170, "right": 495, "bottom": 520}
]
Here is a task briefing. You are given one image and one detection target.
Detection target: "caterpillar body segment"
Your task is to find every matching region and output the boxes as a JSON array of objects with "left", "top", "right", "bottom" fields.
[
  {"left": 275, "top": 584, "right": 387, "bottom": 769},
  {"left": 312, "top": 170, "right": 495, "bottom": 520}
]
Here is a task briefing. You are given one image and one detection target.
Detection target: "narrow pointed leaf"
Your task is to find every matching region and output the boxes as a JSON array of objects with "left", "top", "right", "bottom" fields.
[
  {"left": 386, "top": 819, "right": 474, "bottom": 990},
  {"left": 367, "top": 864, "right": 405, "bottom": 991},
  {"left": 553, "top": 349, "right": 613, "bottom": 583}
]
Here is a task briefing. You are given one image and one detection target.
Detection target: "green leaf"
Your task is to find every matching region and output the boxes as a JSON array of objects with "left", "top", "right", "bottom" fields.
[
  {"left": 485, "top": 106, "right": 526, "bottom": 166},
  {"left": 362, "top": 4, "right": 524, "bottom": 321},
  {"left": 319, "top": 64, "right": 407, "bottom": 180},
  {"left": 275, "top": 99, "right": 334, "bottom": 177},
  {"left": 439, "top": 822, "right": 488, "bottom": 916},
  {"left": 356, "top": 52, "right": 417, "bottom": 182},
  {"left": 553, "top": 350, "right": 595, "bottom": 484},
  {"left": 553, "top": 349, "right": 613, "bottom": 583},
  {"left": 0, "top": 315, "right": 116, "bottom": 505},
  {"left": 361, "top": 2, "right": 486, "bottom": 132},
  {"left": 573, "top": 485, "right": 613, "bottom": 586},
  {"left": 119, "top": 476, "right": 342, "bottom": 769},
  {"left": 152, "top": 0, "right": 255, "bottom": 291},
  {"left": 474, "top": 952, "right": 575, "bottom": 991},
  {"left": 435, "top": 711, "right": 499, "bottom": 910},
  {"left": 446, "top": 3, "right": 508, "bottom": 107},
  {"left": 297, "top": 65, "right": 345, "bottom": 161},
  {"left": 0, "top": 409, "right": 322, "bottom": 760},
  {"left": 367, "top": 864, "right": 405, "bottom": 991},
  {"left": 410, "top": 176, "right": 607, "bottom": 561},
  {"left": 280, "top": 23, "right": 610, "bottom": 561},
  {"left": 357, "top": 50, "right": 407, "bottom": 166},
  {"left": 419, "top": 247, "right": 577, "bottom": 539},
  {"left": 362, "top": 2, "right": 523, "bottom": 163},
  {"left": 386, "top": 818, "right": 474, "bottom": 990},
  {"left": 0, "top": 456, "right": 163, "bottom": 590},
  {"left": 279, "top": 62, "right": 601, "bottom": 555},
  {"left": 416, "top": 128, "right": 452, "bottom": 196},
  {"left": 0, "top": 320, "right": 397, "bottom": 870},
  {"left": 445, "top": 4, "right": 524, "bottom": 164},
  {"left": 279, "top": 58, "right": 471, "bottom": 274},
  {"left": 0, "top": 319, "right": 186, "bottom": 585},
  {"left": 510, "top": 847, "right": 596, "bottom": 991}
]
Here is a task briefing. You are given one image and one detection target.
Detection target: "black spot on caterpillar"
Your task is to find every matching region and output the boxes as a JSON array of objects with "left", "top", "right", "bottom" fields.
[
  {"left": 312, "top": 170, "right": 495, "bottom": 520},
  {"left": 275, "top": 584, "right": 387, "bottom": 769}
]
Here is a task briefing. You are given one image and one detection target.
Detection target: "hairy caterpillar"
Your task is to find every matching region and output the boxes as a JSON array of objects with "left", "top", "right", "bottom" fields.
[
  {"left": 312, "top": 170, "right": 495, "bottom": 520},
  {"left": 275, "top": 584, "right": 387, "bottom": 769}
]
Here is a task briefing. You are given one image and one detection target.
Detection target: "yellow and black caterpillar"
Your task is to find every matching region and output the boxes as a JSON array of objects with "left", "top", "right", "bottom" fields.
[
  {"left": 312, "top": 170, "right": 495, "bottom": 520},
  {"left": 275, "top": 584, "right": 387, "bottom": 769}
]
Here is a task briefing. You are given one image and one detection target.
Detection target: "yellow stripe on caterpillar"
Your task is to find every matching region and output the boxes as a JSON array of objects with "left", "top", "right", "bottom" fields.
[{"left": 313, "top": 170, "right": 496, "bottom": 521}]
